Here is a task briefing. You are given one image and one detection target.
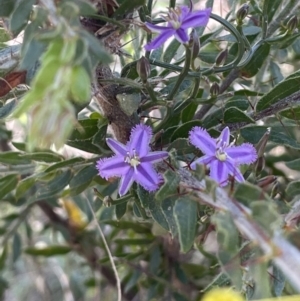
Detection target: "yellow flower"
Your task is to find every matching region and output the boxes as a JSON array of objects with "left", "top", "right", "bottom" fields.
[{"left": 201, "top": 288, "right": 245, "bottom": 301}]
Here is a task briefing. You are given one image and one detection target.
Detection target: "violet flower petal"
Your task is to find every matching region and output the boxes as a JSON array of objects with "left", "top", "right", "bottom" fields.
[
  {"left": 189, "top": 126, "right": 216, "bottom": 155},
  {"left": 175, "top": 28, "right": 189, "bottom": 43},
  {"left": 226, "top": 143, "right": 257, "bottom": 165},
  {"left": 191, "top": 154, "right": 214, "bottom": 169},
  {"left": 217, "top": 127, "right": 230, "bottom": 147},
  {"left": 144, "top": 29, "right": 175, "bottom": 50},
  {"left": 225, "top": 159, "right": 245, "bottom": 183},
  {"left": 179, "top": 6, "right": 190, "bottom": 21},
  {"left": 96, "top": 156, "right": 130, "bottom": 179},
  {"left": 181, "top": 8, "right": 212, "bottom": 29},
  {"left": 210, "top": 159, "right": 229, "bottom": 186},
  {"left": 135, "top": 163, "right": 161, "bottom": 191},
  {"left": 119, "top": 168, "right": 135, "bottom": 196},
  {"left": 145, "top": 22, "right": 173, "bottom": 33},
  {"left": 127, "top": 124, "right": 152, "bottom": 156},
  {"left": 106, "top": 138, "right": 127, "bottom": 156},
  {"left": 141, "top": 151, "right": 169, "bottom": 163}
]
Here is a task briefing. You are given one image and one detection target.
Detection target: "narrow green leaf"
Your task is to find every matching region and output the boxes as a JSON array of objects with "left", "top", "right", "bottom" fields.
[
  {"left": 44, "top": 157, "right": 85, "bottom": 173},
  {"left": 12, "top": 233, "right": 22, "bottom": 262},
  {"left": 0, "top": 175, "right": 18, "bottom": 199},
  {"left": 240, "top": 44, "right": 270, "bottom": 78},
  {"left": 25, "top": 245, "right": 72, "bottom": 257},
  {"left": 0, "top": 99, "right": 17, "bottom": 118},
  {"left": 36, "top": 169, "right": 73, "bottom": 199},
  {"left": 15, "top": 176, "right": 36, "bottom": 200},
  {"left": 0, "top": 152, "right": 31, "bottom": 165},
  {"left": 69, "top": 165, "right": 98, "bottom": 196},
  {"left": 256, "top": 76, "right": 300, "bottom": 112},
  {"left": 161, "top": 197, "right": 178, "bottom": 238},
  {"left": 174, "top": 197, "right": 197, "bottom": 253},
  {"left": 115, "top": 202, "right": 128, "bottom": 221},
  {"left": 20, "top": 152, "right": 64, "bottom": 163},
  {"left": 113, "top": 0, "right": 146, "bottom": 16},
  {"left": 224, "top": 107, "right": 254, "bottom": 123}
]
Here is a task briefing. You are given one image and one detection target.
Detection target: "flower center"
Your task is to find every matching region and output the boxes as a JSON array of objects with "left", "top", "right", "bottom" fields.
[
  {"left": 215, "top": 148, "right": 227, "bottom": 162},
  {"left": 125, "top": 150, "right": 140, "bottom": 167},
  {"left": 164, "top": 7, "right": 182, "bottom": 29}
]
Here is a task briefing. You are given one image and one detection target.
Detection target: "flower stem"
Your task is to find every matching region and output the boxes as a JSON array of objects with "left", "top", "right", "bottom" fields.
[
  {"left": 145, "top": 81, "right": 158, "bottom": 102},
  {"left": 167, "top": 45, "right": 192, "bottom": 100}
]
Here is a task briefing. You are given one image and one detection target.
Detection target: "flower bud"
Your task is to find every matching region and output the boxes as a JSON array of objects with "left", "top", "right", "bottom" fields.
[
  {"left": 210, "top": 82, "right": 220, "bottom": 97},
  {"left": 254, "top": 156, "right": 265, "bottom": 175},
  {"left": 189, "top": 29, "right": 200, "bottom": 61},
  {"left": 255, "top": 127, "right": 271, "bottom": 158},
  {"left": 136, "top": 56, "right": 151, "bottom": 83},
  {"left": 215, "top": 48, "right": 228, "bottom": 66},
  {"left": 287, "top": 15, "right": 298, "bottom": 32},
  {"left": 257, "top": 176, "right": 277, "bottom": 188},
  {"left": 236, "top": 3, "right": 249, "bottom": 24}
]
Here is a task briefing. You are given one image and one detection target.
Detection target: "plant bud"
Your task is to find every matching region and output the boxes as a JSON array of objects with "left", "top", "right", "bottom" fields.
[
  {"left": 287, "top": 15, "right": 298, "bottom": 32},
  {"left": 189, "top": 29, "right": 200, "bottom": 61},
  {"left": 210, "top": 82, "right": 220, "bottom": 97},
  {"left": 257, "top": 176, "right": 277, "bottom": 188},
  {"left": 215, "top": 48, "right": 228, "bottom": 66},
  {"left": 137, "top": 56, "right": 151, "bottom": 83},
  {"left": 254, "top": 156, "right": 265, "bottom": 174},
  {"left": 236, "top": 3, "right": 249, "bottom": 23},
  {"left": 255, "top": 127, "right": 271, "bottom": 158}
]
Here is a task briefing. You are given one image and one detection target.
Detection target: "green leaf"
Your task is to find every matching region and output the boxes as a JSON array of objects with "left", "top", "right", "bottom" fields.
[
  {"left": 44, "top": 157, "right": 85, "bottom": 173},
  {"left": 161, "top": 197, "right": 178, "bottom": 238},
  {"left": 70, "top": 65, "right": 91, "bottom": 103},
  {"left": 272, "top": 264, "right": 286, "bottom": 297},
  {"left": 9, "top": 0, "right": 35, "bottom": 36},
  {"left": 286, "top": 181, "right": 300, "bottom": 199},
  {"left": 0, "top": 175, "right": 18, "bottom": 199},
  {"left": 113, "top": 0, "right": 146, "bottom": 16},
  {"left": 0, "top": 99, "right": 17, "bottom": 118},
  {"left": 20, "top": 152, "right": 64, "bottom": 163},
  {"left": 263, "top": 0, "right": 282, "bottom": 21},
  {"left": 0, "top": 152, "right": 31, "bottom": 165},
  {"left": 241, "top": 126, "right": 300, "bottom": 149},
  {"left": 171, "top": 120, "right": 202, "bottom": 142},
  {"left": 25, "top": 245, "right": 72, "bottom": 257},
  {"left": 155, "top": 170, "right": 180, "bottom": 201},
  {"left": 250, "top": 201, "right": 280, "bottom": 234},
  {"left": 212, "top": 211, "right": 243, "bottom": 290},
  {"left": 256, "top": 75, "right": 300, "bottom": 112},
  {"left": 69, "top": 165, "right": 98, "bottom": 196},
  {"left": 0, "top": 0, "right": 17, "bottom": 17},
  {"left": 285, "top": 159, "right": 300, "bottom": 171},
  {"left": 240, "top": 44, "right": 270, "bottom": 78},
  {"left": 224, "top": 107, "right": 254, "bottom": 123},
  {"left": 174, "top": 197, "right": 197, "bottom": 253},
  {"left": 280, "top": 107, "right": 300, "bottom": 120},
  {"left": 167, "top": 138, "right": 197, "bottom": 156},
  {"left": 0, "top": 246, "right": 7, "bottom": 270},
  {"left": 67, "top": 119, "right": 102, "bottom": 153},
  {"left": 15, "top": 175, "right": 36, "bottom": 200},
  {"left": 163, "top": 39, "right": 181, "bottom": 63},
  {"left": 36, "top": 169, "right": 73, "bottom": 199},
  {"left": 234, "top": 182, "right": 263, "bottom": 206},
  {"left": 12, "top": 233, "right": 22, "bottom": 262},
  {"left": 115, "top": 202, "right": 128, "bottom": 221}
]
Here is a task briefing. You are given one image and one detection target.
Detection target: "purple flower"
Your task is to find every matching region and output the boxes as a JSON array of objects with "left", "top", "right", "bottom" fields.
[
  {"left": 189, "top": 127, "right": 257, "bottom": 186},
  {"left": 144, "top": 6, "right": 211, "bottom": 51},
  {"left": 96, "top": 124, "right": 168, "bottom": 196}
]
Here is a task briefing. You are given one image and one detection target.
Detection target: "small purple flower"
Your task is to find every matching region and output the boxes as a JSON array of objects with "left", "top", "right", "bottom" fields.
[
  {"left": 189, "top": 127, "right": 257, "bottom": 186},
  {"left": 144, "top": 6, "right": 211, "bottom": 51},
  {"left": 96, "top": 124, "right": 168, "bottom": 196}
]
